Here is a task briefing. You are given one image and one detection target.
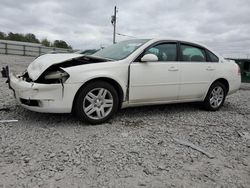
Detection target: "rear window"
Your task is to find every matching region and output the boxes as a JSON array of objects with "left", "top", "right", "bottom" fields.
[
  {"left": 180, "top": 44, "right": 206, "bottom": 62},
  {"left": 207, "top": 50, "right": 219, "bottom": 62}
]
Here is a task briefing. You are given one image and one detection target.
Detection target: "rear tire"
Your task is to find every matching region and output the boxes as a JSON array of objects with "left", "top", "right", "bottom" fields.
[
  {"left": 204, "top": 82, "right": 227, "bottom": 111},
  {"left": 74, "top": 81, "right": 119, "bottom": 124}
]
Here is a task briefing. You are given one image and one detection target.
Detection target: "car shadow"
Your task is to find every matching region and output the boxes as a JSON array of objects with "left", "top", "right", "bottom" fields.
[
  {"left": 118, "top": 102, "right": 205, "bottom": 116},
  {"left": 5, "top": 101, "right": 238, "bottom": 127}
]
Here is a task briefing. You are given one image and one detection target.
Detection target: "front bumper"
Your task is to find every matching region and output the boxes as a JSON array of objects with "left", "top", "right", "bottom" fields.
[{"left": 9, "top": 73, "right": 82, "bottom": 113}]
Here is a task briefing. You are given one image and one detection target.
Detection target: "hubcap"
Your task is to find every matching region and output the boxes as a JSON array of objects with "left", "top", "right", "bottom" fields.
[
  {"left": 209, "top": 86, "right": 224, "bottom": 108},
  {"left": 83, "top": 88, "right": 113, "bottom": 120}
]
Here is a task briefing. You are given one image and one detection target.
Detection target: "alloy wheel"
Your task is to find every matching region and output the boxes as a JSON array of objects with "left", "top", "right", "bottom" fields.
[
  {"left": 209, "top": 86, "right": 224, "bottom": 108},
  {"left": 83, "top": 88, "right": 113, "bottom": 120}
]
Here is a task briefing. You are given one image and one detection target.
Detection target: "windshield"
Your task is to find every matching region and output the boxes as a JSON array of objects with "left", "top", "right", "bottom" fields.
[
  {"left": 74, "top": 49, "right": 98, "bottom": 55},
  {"left": 92, "top": 39, "right": 149, "bottom": 60}
]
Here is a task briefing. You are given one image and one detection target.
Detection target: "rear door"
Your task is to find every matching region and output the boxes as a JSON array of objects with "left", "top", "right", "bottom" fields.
[
  {"left": 178, "top": 43, "right": 216, "bottom": 100},
  {"left": 129, "top": 42, "right": 180, "bottom": 103}
]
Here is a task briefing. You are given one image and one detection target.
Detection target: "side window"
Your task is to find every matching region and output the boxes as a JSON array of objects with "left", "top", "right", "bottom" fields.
[
  {"left": 145, "top": 43, "right": 177, "bottom": 61},
  {"left": 180, "top": 44, "right": 206, "bottom": 62},
  {"left": 207, "top": 50, "right": 219, "bottom": 62}
]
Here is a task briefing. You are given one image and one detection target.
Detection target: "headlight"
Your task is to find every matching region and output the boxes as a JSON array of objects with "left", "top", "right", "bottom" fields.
[
  {"left": 44, "top": 70, "right": 69, "bottom": 82},
  {"left": 36, "top": 68, "right": 69, "bottom": 84}
]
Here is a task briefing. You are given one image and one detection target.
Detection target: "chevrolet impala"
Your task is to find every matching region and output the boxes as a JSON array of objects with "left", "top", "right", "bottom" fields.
[{"left": 7, "top": 39, "right": 241, "bottom": 124}]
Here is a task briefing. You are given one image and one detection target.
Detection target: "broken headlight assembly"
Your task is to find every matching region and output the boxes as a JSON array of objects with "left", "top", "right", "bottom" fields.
[
  {"left": 44, "top": 70, "right": 69, "bottom": 82},
  {"left": 36, "top": 68, "right": 70, "bottom": 84}
]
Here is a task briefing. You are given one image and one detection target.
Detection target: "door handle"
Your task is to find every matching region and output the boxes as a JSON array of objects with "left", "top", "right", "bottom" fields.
[
  {"left": 168, "top": 66, "right": 178, "bottom": 71},
  {"left": 206, "top": 66, "right": 215, "bottom": 71}
]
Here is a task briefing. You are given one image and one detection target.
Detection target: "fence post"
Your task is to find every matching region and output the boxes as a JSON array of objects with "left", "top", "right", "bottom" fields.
[
  {"left": 5, "top": 43, "right": 7, "bottom": 55},
  {"left": 39, "top": 46, "right": 41, "bottom": 56},
  {"left": 23, "top": 45, "right": 26, "bottom": 56}
]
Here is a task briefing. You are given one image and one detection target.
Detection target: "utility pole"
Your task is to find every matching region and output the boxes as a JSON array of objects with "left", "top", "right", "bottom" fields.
[{"left": 111, "top": 6, "right": 117, "bottom": 44}]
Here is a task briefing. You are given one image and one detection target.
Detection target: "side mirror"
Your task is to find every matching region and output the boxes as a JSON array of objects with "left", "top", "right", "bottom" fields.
[{"left": 141, "top": 54, "right": 158, "bottom": 62}]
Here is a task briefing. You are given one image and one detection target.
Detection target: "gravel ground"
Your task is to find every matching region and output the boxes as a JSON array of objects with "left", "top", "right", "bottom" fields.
[{"left": 0, "top": 54, "right": 250, "bottom": 188}]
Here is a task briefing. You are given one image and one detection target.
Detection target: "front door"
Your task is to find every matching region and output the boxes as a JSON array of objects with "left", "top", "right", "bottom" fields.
[{"left": 129, "top": 42, "right": 180, "bottom": 103}]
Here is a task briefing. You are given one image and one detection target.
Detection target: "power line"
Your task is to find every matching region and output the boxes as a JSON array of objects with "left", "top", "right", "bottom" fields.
[{"left": 116, "top": 33, "right": 137, "bottom": 38}]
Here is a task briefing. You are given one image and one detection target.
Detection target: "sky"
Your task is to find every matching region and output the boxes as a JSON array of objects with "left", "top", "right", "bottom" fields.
[{"left": 0, "top": 0, "right": 250, "bottom": 58}]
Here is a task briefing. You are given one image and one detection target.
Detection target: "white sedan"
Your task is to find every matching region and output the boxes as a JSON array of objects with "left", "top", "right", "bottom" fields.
[{"left": 8, "top": 39, "right": 241, "bottom": 124}]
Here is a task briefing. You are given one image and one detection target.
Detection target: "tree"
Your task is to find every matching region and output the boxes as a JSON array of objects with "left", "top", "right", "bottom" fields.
[
  {"left": 0, "top": 32, "right": 6, "bottom": 39},
  {"left": 7, "top": 32, "right": 25, "bottom": 41},
  {"left": 0, "top": 31, "right": 73, "bottom": 49},
  {"left": 24, "top": 33, "right": 40, "bottom": 43},
  {"left": 53, "top": 40, "right": 71, "bottom": 49},
  {"left": 41, "top": 38, "right": 51, "bottom": 47}
]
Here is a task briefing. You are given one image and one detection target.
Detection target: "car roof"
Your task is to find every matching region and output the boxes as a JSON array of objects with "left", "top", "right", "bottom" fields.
[
  {"left": 148, "top": 38, "right": 221, "bottom": 58},
  {"left": 150, "top": 38, "right": 205, "bottom": 46}
]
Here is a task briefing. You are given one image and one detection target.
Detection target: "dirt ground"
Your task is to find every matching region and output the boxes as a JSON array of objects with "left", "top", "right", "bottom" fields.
[{"left": 0, "top": 54, "right": 250, "bottom": 188}]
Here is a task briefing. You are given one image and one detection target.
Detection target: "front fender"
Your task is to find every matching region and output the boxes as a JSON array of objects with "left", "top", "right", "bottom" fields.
[{"left": 63, "top": 63, "right": 129, "bottom": 100}]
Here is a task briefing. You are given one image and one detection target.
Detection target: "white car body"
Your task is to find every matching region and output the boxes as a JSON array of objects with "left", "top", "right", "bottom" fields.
[{"left": 9, "top": 38, "right": 241, "bottom": 115}]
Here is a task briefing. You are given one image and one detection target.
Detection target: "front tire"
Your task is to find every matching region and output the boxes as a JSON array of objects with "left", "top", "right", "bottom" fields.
[
  {"left": 74, "top": 81, "right": 119, "bottom": 124},
  {"left": 204, "top": 82, "right": 227, "bottom": 111}
]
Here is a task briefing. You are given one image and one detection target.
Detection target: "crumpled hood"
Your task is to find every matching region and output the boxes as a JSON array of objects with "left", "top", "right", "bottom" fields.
[{"left": 27, "top": 53, "right": 84, "bottom": 81}]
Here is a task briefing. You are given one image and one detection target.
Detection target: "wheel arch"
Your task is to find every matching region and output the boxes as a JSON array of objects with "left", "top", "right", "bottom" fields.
[
  {"left": 72, "top": 77, "right": 125, "bottom": 112},
  {"left": 209, "top": 78, "right": 229, "bottom": 94}
]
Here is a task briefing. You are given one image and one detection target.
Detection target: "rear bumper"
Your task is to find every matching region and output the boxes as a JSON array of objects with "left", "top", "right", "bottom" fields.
[
  {"left": 228, "top": 77, "right": 241, "bottom": 95},
  {"left": 9, "top": 73, "right": 81, "bottom": 113}
]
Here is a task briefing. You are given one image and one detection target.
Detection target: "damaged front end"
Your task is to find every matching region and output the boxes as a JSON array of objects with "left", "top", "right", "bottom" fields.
[
  {"left": 8, "top": 70, "right": 77, "bottom": 113},
  {"left": 5, "top": 53, "right": 111, "bottom": 113},
  {"left": 5, "top": 54, "right": 104, "bottom": 113},
  {"left": 2, "top": 66, "right": 11, "bottom": 89}
]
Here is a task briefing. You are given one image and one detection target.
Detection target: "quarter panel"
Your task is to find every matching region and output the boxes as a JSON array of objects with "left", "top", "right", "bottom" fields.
[{"left": 212, "top": 61, "right": 241, "bottom": 94}]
